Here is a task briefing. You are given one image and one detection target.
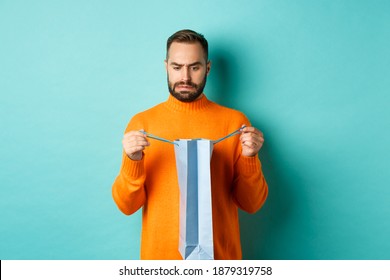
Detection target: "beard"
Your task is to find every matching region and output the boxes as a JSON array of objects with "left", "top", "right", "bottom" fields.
[{"left": 168, "top": 74, "right": 207, "bottom": 102}]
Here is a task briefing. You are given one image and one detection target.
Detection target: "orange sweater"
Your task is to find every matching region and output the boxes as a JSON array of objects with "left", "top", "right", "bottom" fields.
[{"left": 112, "top": 94, "right": 268, "bottom": 259}]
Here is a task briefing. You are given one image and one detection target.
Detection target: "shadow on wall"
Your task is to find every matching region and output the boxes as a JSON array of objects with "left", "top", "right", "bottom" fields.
[
  {"left": 210, "top": 44, "right": 299, "bottom": 260},
  {"left": 239, "top": 133, "right": 299, "bottom": 260},
  {"left": 207, "top": 46, "right": 239, "bottom": 107}
]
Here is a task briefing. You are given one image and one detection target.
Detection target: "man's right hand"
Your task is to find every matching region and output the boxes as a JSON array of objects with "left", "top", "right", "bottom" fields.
[{"left": 122, "top": 130, "right": 150, "bottom": 161}]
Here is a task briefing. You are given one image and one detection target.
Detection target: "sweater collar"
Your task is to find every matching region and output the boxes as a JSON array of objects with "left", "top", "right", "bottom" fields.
[{"left": 164, "top": 93, "right": 211, "bottom": 113}]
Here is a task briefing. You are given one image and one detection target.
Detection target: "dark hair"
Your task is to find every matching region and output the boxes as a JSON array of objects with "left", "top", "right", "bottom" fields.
[{"left": 166, "top": 29, "right": 208, "bottom": 61}]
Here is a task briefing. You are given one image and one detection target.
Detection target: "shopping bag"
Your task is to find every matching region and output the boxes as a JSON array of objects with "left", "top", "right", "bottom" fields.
[
  {"left": 142, "top": 126, "right": 245, "bottom": 260},
  {"left": 174, "top": 139, "right": 214, "bottom": 260}
]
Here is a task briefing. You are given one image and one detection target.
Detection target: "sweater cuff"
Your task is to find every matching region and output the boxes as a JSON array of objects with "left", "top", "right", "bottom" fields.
[
  {"left": 121, "top": 154, "right": 145, "bottom": 179},
  {"left": 237, "top": 154, "right": 261, "bottom": 175}
]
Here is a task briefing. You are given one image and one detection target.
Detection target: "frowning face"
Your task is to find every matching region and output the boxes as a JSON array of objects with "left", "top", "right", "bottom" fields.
[{"left": 165, "top": 42, "right": 211, "bottom": 102}]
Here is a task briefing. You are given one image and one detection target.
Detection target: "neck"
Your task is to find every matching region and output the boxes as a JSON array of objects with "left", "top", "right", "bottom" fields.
[{"left": 165, "top": 93, "right": 211, "bottom": 113}]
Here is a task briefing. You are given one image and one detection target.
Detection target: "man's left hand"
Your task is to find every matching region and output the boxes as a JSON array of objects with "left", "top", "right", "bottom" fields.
[{"left": 240, "top": 126, "right": 264, "bottom": 157}]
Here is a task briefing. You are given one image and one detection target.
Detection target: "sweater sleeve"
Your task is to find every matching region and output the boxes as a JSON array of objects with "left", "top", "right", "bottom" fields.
[
  {"left": 112, "top": 115, "right": 147, "bottom": 215},
  {"left": 232, "top": 154, "right": 268, "bottom": 213},
  {"left": 112, "top": 152, "right": 146, "bottom": 215}
]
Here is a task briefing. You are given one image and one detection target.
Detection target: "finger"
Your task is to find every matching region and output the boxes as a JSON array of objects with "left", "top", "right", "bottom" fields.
[
  {"left": 123, "top": 136, "right": 150, "bottom": 148},
  {"left": 241, "top": 125, "right": 259, "bottom": 133},
  {"left": 123, "top": 133, "right": 148, "bottom": 142},
  {"left": 240, "top": 132, "right": 262, "bottom": 143},
  {"left": 124, "top": 130, "right": 147, "bottom": 138},
  {"left": 126, "top": 145, "right": 147, "bottom": 154},
  {"left": 241, "top": 139, "right": 259, "bottom": 149},
  {"left": 241, "top": 126, "right": 263, "bottom": 137},
  {"left": 124, "top": 130, "right": 149, "bottom": 142}
]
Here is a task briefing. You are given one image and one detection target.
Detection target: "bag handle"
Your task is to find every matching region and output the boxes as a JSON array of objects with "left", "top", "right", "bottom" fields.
[
  {"left": 212, "top": 125, "right": 246, "bottom": 144},
  {"left": 142, "top": 131, "right": 178, "bottom": 146},
  {"left": 142, "top": 125, "right": 246, "bottom": 145}
]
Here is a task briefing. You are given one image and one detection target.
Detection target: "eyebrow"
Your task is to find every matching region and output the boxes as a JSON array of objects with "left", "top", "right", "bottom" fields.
[{"left": 169, "top": 61, "right": 203, "bottom": 67}]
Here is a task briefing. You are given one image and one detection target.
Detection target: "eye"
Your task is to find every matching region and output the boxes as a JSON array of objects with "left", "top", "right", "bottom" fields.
[
  {"left": 173, "top": 66, "right": 181, "bottom": 71},
  {"left": 191, "top": 66, "right": 199, "bottom": 71}
]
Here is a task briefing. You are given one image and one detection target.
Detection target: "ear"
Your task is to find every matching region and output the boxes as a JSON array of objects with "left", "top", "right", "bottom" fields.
[
  {"left": 164, "top": 59, "right": 168, "bottom": 71},
  {"left": 206, "top": 60, "right": 211, "bottom": 75}
]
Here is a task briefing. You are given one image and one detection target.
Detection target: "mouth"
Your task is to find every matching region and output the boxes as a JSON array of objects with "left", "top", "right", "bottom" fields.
[
  {"left": 175, "top": 82, "right": 197, "bottom": 89},
  {"left": 177, "top": 85, "right": 194, "bottom": 90}
]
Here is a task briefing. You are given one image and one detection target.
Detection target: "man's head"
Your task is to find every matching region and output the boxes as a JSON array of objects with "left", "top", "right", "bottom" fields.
[
  {"left": 165, "top": 29, "right": 211, "bottom": 102},
  {"left": 166, "top": 29, "right": 209, "bottom": 62}
]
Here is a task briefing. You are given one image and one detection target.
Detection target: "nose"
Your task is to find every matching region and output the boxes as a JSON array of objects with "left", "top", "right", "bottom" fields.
[{"left": 181, "top": 67, "right": 191, "bottom": 82}]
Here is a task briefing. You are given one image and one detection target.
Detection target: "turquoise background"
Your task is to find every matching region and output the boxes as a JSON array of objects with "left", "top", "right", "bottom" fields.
[{"left": 1, "top": 0, "right": 389, "bottom": 260}]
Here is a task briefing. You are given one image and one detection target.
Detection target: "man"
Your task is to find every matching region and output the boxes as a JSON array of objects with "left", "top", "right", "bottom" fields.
[{"left": 112, "top": 29, "right": 268, "bottom": 260}]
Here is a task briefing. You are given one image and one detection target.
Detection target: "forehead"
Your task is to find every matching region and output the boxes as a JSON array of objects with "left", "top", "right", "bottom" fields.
[{"left": 167, "top": 42, "right": 206, "bottom": 63}]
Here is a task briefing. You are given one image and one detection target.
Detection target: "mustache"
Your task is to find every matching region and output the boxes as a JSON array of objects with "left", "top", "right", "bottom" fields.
[{"left": 173, "top": 81, "right": 198, "bottom": 89}]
